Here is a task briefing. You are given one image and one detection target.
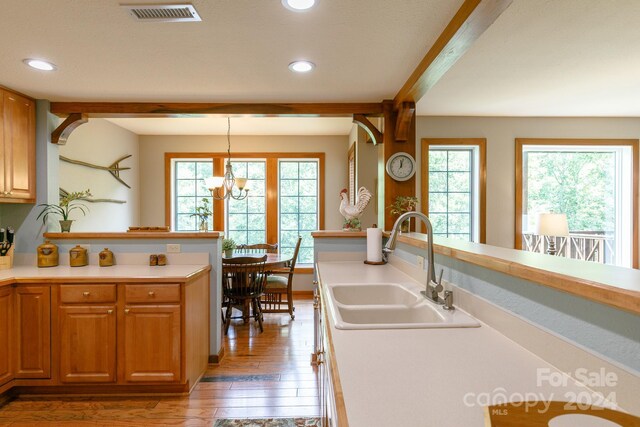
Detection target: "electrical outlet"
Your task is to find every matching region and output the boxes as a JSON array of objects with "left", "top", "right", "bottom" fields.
[
  {"left": 167, "top": 244, "right": 181, "bottom": 253},
  {"left": 417, "top": 255, "right": 425, "bottom": 269}
]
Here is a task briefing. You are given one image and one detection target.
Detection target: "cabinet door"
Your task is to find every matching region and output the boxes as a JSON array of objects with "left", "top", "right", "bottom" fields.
[
  {"left": 0, "top": 287, "right": 13, "bottom": 386},
  {"left": 14, "top": 286, "right": 51, "bottom": 378},
  {"left": 123, "top": 305, "right": 181, "bottom": 383},
  {"left": 59, "top": 305, "right": 116, "bottom": 383},
  {"left": 2, "top": 90, "right": 35, "bottom": 201}
]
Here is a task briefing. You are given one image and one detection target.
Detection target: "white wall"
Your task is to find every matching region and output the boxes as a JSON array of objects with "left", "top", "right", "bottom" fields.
[
  {"left": 416, "top": 116, "right": 640, "bottom": 265},
  {"left": 59, "top": 119, "right": 140, "bottom": 231},
  {"left": 138, "top": 134, "right": 349, "bottom": 231}
]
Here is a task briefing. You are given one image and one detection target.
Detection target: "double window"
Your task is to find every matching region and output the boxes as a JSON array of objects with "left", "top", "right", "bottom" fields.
[
  {"left": 421, "top": 139, "right": 486, "bottom": 243},
  {"left": 167, "top": 153, "right": 324, "bottom": 265}
]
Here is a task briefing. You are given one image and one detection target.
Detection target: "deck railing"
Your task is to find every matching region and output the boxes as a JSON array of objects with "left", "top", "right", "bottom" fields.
[{"left": 522, "top": 232, "right": 615, "bottom": 265}]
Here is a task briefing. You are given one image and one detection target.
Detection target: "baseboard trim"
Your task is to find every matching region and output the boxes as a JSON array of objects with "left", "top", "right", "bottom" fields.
[{"left": 209, "top": 345, "right": 225, "bottom": 364}]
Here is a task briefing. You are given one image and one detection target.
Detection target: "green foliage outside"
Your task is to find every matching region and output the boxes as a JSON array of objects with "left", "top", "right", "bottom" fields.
[{"left": 525, "top": 151, "right": 615, "bottom": 234}]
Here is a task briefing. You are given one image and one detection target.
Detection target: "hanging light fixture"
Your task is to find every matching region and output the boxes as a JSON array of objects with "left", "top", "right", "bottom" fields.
[{"left": 204, "top": 118, "right": 249, "bottom": 200}]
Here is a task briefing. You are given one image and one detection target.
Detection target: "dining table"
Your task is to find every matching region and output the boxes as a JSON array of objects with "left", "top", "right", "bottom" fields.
[{"left": 221, "top": 251, "right": 294, "bottom": 323}]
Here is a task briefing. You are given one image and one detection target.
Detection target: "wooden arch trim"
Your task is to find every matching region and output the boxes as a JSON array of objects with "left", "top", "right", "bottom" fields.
[
  {"left": 352, "top": 114, "right": 383, "bottom": 145},
  {"left": 51, "top": 113, "right": 88, "bottom": 145}
]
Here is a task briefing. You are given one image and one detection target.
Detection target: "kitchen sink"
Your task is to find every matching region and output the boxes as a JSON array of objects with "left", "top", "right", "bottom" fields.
[
  {"left": 330, "top": 283, "right": 420, "bottom": 306},
  {"left": 325, "top": 282, "right": 481, "bottom": 330}
]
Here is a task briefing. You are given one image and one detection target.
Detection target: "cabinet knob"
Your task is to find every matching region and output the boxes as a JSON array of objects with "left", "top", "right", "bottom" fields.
[
  {"left": 107, "top": 309, "right": 113, "bottom": 314},
  {"left": 7, "top": 191, "right": 12, "bottom": 195},
  {"left": 83, "top": 291, "right": 90, "bottom": 297},
  {"left": 2, "top": 191, "right": 7, "bottom": 195},
  {"left": 124, "top": 308, "right": 130, "bottom": 314},
  {"left": 148, "top": 291, "right": 155, "bottom": 296}
]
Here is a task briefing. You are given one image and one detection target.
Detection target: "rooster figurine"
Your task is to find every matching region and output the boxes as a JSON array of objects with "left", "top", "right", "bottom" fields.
[{"left": 339, "top": 187, "right": 372, "bottom": 231}]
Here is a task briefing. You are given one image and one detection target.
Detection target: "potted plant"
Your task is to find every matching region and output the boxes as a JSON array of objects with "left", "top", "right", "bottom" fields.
[
  {"left": 191, "top": 198, "right": 212, "bottom": 231},
  {"left": 37, "top": 189, "right": 92, "bottom": 232},
  {"left": 222, "top": 238, "right": 236, "bottom": 258},
  {"left": 388, "top": 196, "right": 419, "bottom": 232}
]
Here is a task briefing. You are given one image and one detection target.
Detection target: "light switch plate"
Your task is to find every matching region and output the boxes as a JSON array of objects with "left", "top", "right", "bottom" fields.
[
  {"left": 417, "top": 255, "right": 425, "bottom": 269},
  {"left": 167, "top": 243, "right": 181, "bottom": 253}
]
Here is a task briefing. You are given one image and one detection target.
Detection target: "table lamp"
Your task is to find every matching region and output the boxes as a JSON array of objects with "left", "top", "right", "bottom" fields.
[{"left": 536, "top": 213, "right": 569, "bottom": 255}]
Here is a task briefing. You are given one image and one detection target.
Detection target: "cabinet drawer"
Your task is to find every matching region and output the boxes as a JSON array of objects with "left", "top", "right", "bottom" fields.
[
  {"left": 60, "top": 284, "right": 116, "bottom": 304},
  {"left": 125, "top": 284, "right": 181, "bottom": 303}
]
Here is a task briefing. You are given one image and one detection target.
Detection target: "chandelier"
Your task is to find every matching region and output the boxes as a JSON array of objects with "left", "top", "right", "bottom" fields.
[{"left": 204, "top": 118, "right": 249, "bottom": 201}]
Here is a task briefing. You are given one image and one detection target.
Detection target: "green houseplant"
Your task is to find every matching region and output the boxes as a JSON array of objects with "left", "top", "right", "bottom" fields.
[
  {"left": 190, "top": 198, "right": 212, "bottom": 231},
  {"left": 37, "top": 189, "right": 92, "bottom": 232},
  {"left": 388, "top": 196, "right": 419, "bottom": 232},
  {"left": 222, "top": 238, "right": 236, "bottom": 258}
]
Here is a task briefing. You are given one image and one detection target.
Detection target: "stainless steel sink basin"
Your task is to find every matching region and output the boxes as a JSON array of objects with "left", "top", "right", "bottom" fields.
[
  {"left": 330, "top": 283, "right": 420, "bottom": 306},
  {"left": 325, "top": 282, "right": 481, "bottom": 330}
]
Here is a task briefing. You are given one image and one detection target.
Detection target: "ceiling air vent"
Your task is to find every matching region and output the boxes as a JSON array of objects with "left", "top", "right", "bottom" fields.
[{"left": 122, "top": 4, "right": 202, "bottom": 22}]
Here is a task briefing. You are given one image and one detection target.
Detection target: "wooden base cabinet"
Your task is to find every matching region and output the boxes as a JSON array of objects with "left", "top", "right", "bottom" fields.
[
  {"left": 122, "top": 304, "right": 181, "bottom": 383},
  {"left": 0, "top": 287, "right": 13, "bottom": 386},
  {"left": 59, "top": 305, "right": 116, "bottom": 383},
  {"left": 14, "top": 286, "right": 51, "bottom": 379}
]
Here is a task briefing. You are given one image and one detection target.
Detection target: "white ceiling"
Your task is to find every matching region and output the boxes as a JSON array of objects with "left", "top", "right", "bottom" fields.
[
  {"left": 0, "top": 0, "right": 459, "bottom": 103},
  {"left": 105, "top": 116, "right": 354, "bottom": 135},
  {"left": 2, "top": 0, "right": 640, "bottom": 122},
  {"left": 416, "top": 0, "right": 640, "bottom": 116}
]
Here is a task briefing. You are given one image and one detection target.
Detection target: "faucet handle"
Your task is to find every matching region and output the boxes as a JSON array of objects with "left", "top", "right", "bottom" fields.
[{"left": 432, "top": 269, "right": 444, "bottom": 293}]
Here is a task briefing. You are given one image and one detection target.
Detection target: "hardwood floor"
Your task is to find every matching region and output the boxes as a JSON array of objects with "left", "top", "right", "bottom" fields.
[{"left": 0, "top": 297, "right": 319, "bottom": 426}]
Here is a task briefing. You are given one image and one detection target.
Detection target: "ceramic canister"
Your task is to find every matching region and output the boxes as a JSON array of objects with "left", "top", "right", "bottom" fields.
[
  {"left": 37, "top": 240, "right": 59, "bottom": 268},
  {"left": 69, "top": 245, "right": 88, "bottom": 267},
  {"left": 99, "top": 248, "right": 114, "bottom": 267}
]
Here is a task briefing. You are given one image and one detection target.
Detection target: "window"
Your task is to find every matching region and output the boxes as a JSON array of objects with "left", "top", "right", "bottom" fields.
[
  {"left": 516, "top": 139, "right": 639, "bottom": 268},
  {"left": 173, "top": 159, "right": 213, "bottom": 231},
  {"left": 421, "top": 139, "right": 486, "bottom": 243},
  {"left": 226, "top": 161, "right": 266, "bottom": 245},
  {"left": 167, "top": 153, "right": 325, "bottom": 265},
  {"left": 279, "top": 160, "right": 319, "bottom": 264}
]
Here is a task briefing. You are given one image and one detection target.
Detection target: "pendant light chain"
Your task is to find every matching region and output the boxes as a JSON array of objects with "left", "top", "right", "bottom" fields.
[{"left": 204, "top": 117, "right": 249, "bottom": 201}]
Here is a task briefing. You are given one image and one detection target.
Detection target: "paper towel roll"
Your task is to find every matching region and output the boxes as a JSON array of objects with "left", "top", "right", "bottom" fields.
[{"left": 366, "top": 228, "right": 383, "bottom": 262}]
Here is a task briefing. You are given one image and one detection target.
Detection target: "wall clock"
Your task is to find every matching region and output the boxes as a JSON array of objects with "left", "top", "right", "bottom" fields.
[{"left": 385, "top": 152, "right": 416, "bottom": 182}]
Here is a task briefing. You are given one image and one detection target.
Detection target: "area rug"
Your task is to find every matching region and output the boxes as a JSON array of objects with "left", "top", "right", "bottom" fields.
[{"left": 213, "top": 418, "right": 321, "bottom": 427}]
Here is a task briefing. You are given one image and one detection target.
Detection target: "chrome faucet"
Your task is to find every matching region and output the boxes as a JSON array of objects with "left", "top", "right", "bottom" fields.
[{"left": 383, "top": 211, "right": 444, "bottom": 304}]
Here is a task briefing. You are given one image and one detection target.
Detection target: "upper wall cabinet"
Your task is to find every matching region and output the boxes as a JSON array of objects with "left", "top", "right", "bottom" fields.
[{"left": 0, "top": 88, "right": 36, "bottom": 203}]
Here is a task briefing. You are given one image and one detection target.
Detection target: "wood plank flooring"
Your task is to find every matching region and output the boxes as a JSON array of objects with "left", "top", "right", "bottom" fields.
[{"left": 0, "top": 297, "right": 319, "bottom": 426}]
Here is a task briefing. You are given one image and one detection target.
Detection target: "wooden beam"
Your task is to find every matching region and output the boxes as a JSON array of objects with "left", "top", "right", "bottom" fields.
[
  {"left": 353, "top": 114, "right": 383, "bottom": 145},
  {"left": 50, "top": 102, "right": 384, "bottom": 118},
  {"left": 394, "top": 102, "right": 416, "bottom": 142},
  {"left": 50, "top": 113, "right": 88, "bottom": 145},
  {"left": 394, "top": 0, "right": 512, "bottom": 107}
]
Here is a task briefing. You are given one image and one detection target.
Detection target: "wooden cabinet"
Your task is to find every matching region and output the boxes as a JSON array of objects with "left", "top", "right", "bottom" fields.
[
  {"left": 0, "top": 287, "right": 13, "bottom": 386},
  {"left": 0, "top": 88, "right": 36, "bottom": 203},
  {"left": 59, "top": 305, "right": 116, "bottom": 383},
  {"left": 122, "top": 304, "right": 181, "bottom": 383},
  {"left": 14, "top": 286, "right": 50, "bottom": 379}
]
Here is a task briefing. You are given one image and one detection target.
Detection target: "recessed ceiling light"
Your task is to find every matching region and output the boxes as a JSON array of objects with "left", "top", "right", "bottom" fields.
[
  {"left": 23, "top": 58, "right": 57, "bottom": 71},
  {"left": 282, "top": 0, "right": 316, "bottom": 11},
  {"left": 289, "top": 61, "right": 315, "bottom": 73}
]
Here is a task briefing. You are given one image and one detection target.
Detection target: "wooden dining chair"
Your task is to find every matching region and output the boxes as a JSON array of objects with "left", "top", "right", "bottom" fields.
[
  {"left": 262, "top": 236, "right": 302, "bottom": 320},
  {"left": 236, "top": 243, "right": 278, "bottom": 254},
  {"left": 221, "top": 255, "right": 268, "bottom": 335}
]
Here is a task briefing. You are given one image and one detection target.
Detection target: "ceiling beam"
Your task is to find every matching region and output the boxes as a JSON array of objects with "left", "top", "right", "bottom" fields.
[
  {"left": 49, "top": 102, "right": 384, "bottom": 118},
  {"left": 394, "top": 0, "right": 512, "bottom": 108}
]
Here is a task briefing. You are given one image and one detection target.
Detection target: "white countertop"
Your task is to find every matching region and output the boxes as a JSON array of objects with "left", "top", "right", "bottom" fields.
[
  {"left": 317, "top": 261, "right": 614, "bottom": 427},
  {"left": 0, "top": 264, "right": 210, "bottom": 284}
]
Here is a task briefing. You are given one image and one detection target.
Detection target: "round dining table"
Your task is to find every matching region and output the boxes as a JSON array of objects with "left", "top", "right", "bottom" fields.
[{"left": 221, "top": 252, "right": 293, "bottom": 323}]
